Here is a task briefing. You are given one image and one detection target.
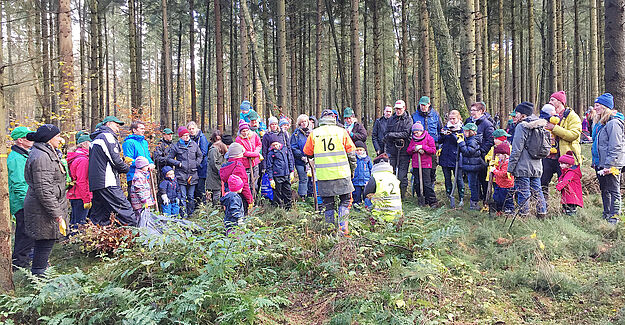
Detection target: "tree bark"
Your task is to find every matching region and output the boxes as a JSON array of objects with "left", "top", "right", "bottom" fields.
[
  {"left": 482, "top": 0, "right": 491, "bottom": 110},
  {"left": 58, "top": 0, "right": 76, "bottom": 135},
  {"left": 511, "top": 0, "right": 519, "bottom": 105},
  {"left": 89, "top": 0, "right": 99, "bottom": 129},
  {"left": 189, "top": 0, "right": 197, "bottom": 121},
  {"left": 240, "top": 0, "right": 250, "bottom": 101},
  {"left": 401, "top": 0, "right": 408, "bottom": 101},
  {"left": 589, "top": 0, "right": 599, "bottom": 101},
  {"left": 350, "top": 0, "right": 361, "bottom": 118},
  {"left": 325, "top": 0, "right": 348, "bottom": 110},
  {"left": 426, "top": 0, "right": 468, "bottom": 117},
  {"left": 79, "top": 0, "right": 88, "bottom": 127},
  {"left": 161, "top": 0, "right": 172, "bottom": 128},
  {"left": 201, "top": 2, "right": 210, "bottom": 130},
  {"left": 475, "top": 0, "right": 483, "bottom": 102},
  {"left": 230, "top": 1, "right": 239, "bottom": 134},
  {"left": 175, "top": 20, "right": 183, "bottom": 124},
  {"left": 289, "top": 7, "right": 298, "bottom": 117},
  {"left": 604, "top": 0, "right": 625, "bottom": 109},
  {"left": 128, "top": 0, "right": 139, "bottom": 114},
  {"left": 528, "top": 0, "right": 536, "bottom": 103},
  {"left": 215, "top": 0, "right": 225, "bottom": 131},
  {"left": 371, "top": 0, "right": 381, "bottom": 118},
  {"left": 498, "top": 0, "right": 504, "bottom": 119},
  {"left": 420, "top": 0, "right": 431, "bottom": 97},
  {"left": 41, "top": 0, "right": 52, "bottom": 124},
  {"left": 460, "top": 0, "right": 476, "bottom": 107},
  {"left": 574, "top": 0, "right": 582, "bottom": 114},
  {"left": 316, "top": 0, "right": 323, "bottom": 118},
  {"left": 277, "top": 0, "right": 288, "bottom": 110}
]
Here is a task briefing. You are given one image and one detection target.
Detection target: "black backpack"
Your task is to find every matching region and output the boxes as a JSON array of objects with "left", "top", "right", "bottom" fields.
[{"left": 526, "top": 126, "right": 551, "bottom": 159}]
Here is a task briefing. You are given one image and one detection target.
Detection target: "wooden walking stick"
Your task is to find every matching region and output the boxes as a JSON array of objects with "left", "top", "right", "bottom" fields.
[
  {"left": 308, "top": 159, "right": 319, "bottom": 211},
  {"left": 149, "top": 169, "right": 160, "bottom": 213}
]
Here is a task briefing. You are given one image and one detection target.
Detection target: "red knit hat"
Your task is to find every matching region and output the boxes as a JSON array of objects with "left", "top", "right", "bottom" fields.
[
  {"left": 494, "top": 142, "right": 510, "bottom": 155},
  {"left": 178, "top": 126, "right": 189, "bottom": 137},
  {"left": 551, "top": 91, "right": 567, "bottom": 105},
  {"left": 228, "top": 174, "right": 244, "bottom": 192},
  {"left": 558, "top": 151, "right": 576, "bottom": 165}
]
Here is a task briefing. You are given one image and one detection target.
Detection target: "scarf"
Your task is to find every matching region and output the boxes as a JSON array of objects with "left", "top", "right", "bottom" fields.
[{"left": 446, "top": 120, "right": 463, "bottom": 132}]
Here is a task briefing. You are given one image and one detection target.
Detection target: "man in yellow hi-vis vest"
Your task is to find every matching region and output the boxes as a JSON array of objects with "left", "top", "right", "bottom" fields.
[
  {"left": 364, "top": 154, "right": 403, "bottom": 222},
  {"left": 303, "top": 109, "right": 357, "bottom": 236}
]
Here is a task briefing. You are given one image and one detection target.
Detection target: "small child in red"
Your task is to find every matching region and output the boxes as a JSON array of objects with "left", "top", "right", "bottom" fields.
[
  {"left": 491, "top": 142, "right": 514, "bottom": 214},
  {"left": 556, "top": 151, "right": 583, "bottom": 215}
]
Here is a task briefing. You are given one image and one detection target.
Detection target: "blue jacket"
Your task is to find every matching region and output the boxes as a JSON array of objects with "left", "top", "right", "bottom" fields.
[
  {"left": 459, "top": 134, "right": 485, "bottom": 172},
  {"left": 159, "top": 177, "right": 180, "bottom": 201},
  {"left": 122, "top": 134, "right": 154, "bottom": 182},
  {"left": 290, "top": 127, "right": 310, "bottom": 167},
  {"left": 266, "top": 145, "right": 295, "bottom": 179},
  {"left": 412, "top": 109, "right": 443, "bottom": 143},
  {"left": 439, "top": 128, "right": 463, "bottom": 169},
  {"left": 191, "top": 130, "right": 209, "bottom": 178},
  {"left": 221, "top": 191, "right": 244, "bottom": 230},
  {"left": 352, "top": 155, "right": 373, "bottom": 186},
  {"left": 465, "top": 113, "right": 495, "bottom": 158}
]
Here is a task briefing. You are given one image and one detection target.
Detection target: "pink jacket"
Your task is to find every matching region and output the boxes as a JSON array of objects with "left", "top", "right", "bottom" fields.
[
  {"left": 66, "top": 147, "right": 92, "bottom": 204},
  {"left": 219, "top": 157, "right": 253, "bottom": 205},
  {"left": 556, "top": 166, "right": 583, "bottom": 207},
  {"left": 235, "top": 134, "right": 262, "bottom": 168},
  {"left": 406, "top": 131, "right": 436, "bottom": 169}
]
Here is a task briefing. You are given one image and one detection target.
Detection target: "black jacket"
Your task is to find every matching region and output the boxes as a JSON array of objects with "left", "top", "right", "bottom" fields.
[
  {"left": 167, "top": 139, "right": 203, "bottom": 186},
  {"left": 153, "top": 138, "right": 173, "bottom": 169},
  {"left": 372, "top": 116, "right": 390, "bottom": 154},
  {"left": 346, "top": 121, "right": 368, "bottom": 143},
  {"left": 465, "top": 114, "right": 495, "bottom": 159},
  {"left": 384, "top": 112, "right": 412, "bottom": 157},
  {"left": 89, "top": 126, "right": 129, "bottom": 191},
  {"left": 459, "top": 134, "right": 486, "bottom": 172}
]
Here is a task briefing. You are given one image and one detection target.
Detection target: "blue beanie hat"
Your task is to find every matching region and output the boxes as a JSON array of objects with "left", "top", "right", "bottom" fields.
[
  {"left": 595, "top": 93, "right": 614, "bottom": 109},
  {"left": 279, "top": 118, "right": 289, "bottom": 127},
  {"left": 240, "top": 100, "right": 252, "bottom": 111},
  {"left": 162, "top": 165, "right": 173, "bottom": 176}
]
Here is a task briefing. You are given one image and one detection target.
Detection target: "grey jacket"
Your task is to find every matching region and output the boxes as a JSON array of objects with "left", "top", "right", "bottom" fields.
[
  {"left": 507, "top": 116, "right": 546, "bottom": 178},
  {"left": 595, "top": 115, "right": 625, "bottom": 169},
  {"left": 23, "top": 142, "right": 69, "bottom": 240},
  {"left": 206, "top": 145, "right": 226, "bottom": 191}
]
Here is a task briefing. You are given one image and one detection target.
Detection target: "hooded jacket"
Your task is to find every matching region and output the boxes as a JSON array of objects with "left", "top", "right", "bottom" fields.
[
  {"left": 412, "top": 108, "right": 443, "bottom": 143},
  {"left": 153, "top": 138, "right": 173, "bottom": 169},
  {"left": 7, "top": 145, "right": 29, "bottom": 215},
  {"left": 556, "top": 166, "right": 583, "bottom": 207},
  {"left": 89, "top": 126, "right": 129, "bottom": 191},
  {"left": 407, "top": 131, "right": 437, "bottom": 169},
  {"left": 345, "top": 120, "right": 368, "bottom": 143},
  {"left": 159, "top": 176, "right": 180, "bottom": 202},
  {"left": 592, "top": 112, "right": 625, "bottom": 169},
  {"left": 384, "top": 112, "right": 413, "bottom": 157},
  {"left": 372, "top": 116, "right": 390, "bottom": 154},
  {"left": 290, "top": 127, "right": 310, "bottom": 167},
  {"left": 266, "top": 142, "right": 295, "bottom": 179},
  {"left": 459, "top": 133, "right": 486, "bottom": 172},
  {"left": 167, "top": 139, "right": 203, "bottom": 186},
  {"left": 551, "top": 109, "right": 582, "bottom": 165},
  {"left": 438, "top": 125, "right": 464, "bottom": 168},
  {"left": 219, "top": 157, "right": 253, "bottom": 205},
  {"left": 206, "top": 144, "right": 226, "bottom": 191},
  {"left": 236, "top": 132, "right": 262, "bottom": 169},
  {"left": 122, "top": 134, "right": 154, "bottom": 182},
  {"left": 465, "top": 113, "right": 495, "bottom": 158},
  {"left": 66, "top": 147, "right": 92, "bottom": 204},
  {"left": 191, "top": 130, "right": 210, "bottom": 178},
  {"left": 353, "top": 154, "right": 373, "bottom": 186},
  {"left": 507, "top": 116, "right": 546, "bottom": 178},
  {"left": 129, "top": 169, "right": 155, "bottom": 210}
]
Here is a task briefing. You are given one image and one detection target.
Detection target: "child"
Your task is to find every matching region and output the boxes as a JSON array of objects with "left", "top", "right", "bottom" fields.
[
  {"left": 491, "top": 142, "right": 515, "bottom": 214},
  {"left": 439, "top": 110, "right": 464, "bottom": 206},
  {"left": 220, "top": 143, "right": 253, "bottom": 213},
  {"left": 364, "top": 154, "right": 403, "bottom": 222},
  {"left": 266, "top": 140, "right": 295, "bottom": 209},
  {"left": 458, "top": 123, "right": 484, "bottom": 210},
  {"left": 159, "top": 166, "right": 180, "bottom": 216},
  {"left": 129, "top": 156, "right": 156, "bottom": 219},
  {"left": 540, "top": 104, "right": 561, "bottom": 156},
  {"left": 556, "top": 151, "right": 583, "bottom": 215},
  {"left": 484, "top": 128, "right": 511, "bottom": 184},
  {"left": 352, "top": 140, "right": 373, "bottom": 205},
  {"left": 221, "top": 174, "right": 246, "bottom": 235},
  {"left": 407, "top": 121, "right": 437, "bottom": 207}
]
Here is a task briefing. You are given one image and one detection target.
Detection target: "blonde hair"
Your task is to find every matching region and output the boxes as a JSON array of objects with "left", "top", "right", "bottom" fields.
[
  {"left": 448, "top": 110, "right": 461, "bottom": 119},
  {"left": 296, "top": 114, "right": 309, "bottom": 126},
  {"left": 595, "top": 107, "right": 615, "bottom": 125}
]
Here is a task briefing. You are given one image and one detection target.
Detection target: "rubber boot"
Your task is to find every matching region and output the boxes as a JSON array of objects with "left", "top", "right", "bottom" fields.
[
  {"left": 469, "top": 200, "right": 480, "bottom": 211},
  {"left": 338, "top": 206, "right": 351, "bottom": 237},
  {"left": 400, "top": 186, "right": 407, "bottom": 199},
  {"left": 324, "top": 210, "right": 335, "bottom": 224}
]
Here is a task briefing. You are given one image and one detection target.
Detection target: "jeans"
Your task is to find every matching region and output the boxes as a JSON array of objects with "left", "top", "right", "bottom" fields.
[
  {"left": 70, "top": 199, "right": 89, "bottom": 226},
  {"left": 597, "top": 172, "right": 621, "bottom": 218},
  {"left": 353, "top": 186, "right": 365, "bottom": 204},
  {"left": 195, "top": 177, "right": 207, "bottom": 205},
  {"left": 493, "top": 185, "right": 514, "bottom": 212},
  {"left": 389, "top": 154, "right": 411, "bottom": 195},
  {"left": 31, "top": 239, "right": 55, "bottom": 275},
  {"left": 12, "top": 209, "right": 34, "bottom": 268},
  {"left": 180, "top": 184, "right": 197, "bottom": 218},
  {"left": 515, "top": 177, "right": 547, "bottom": 215},
  {"left": 412, "top": 167, "right": 437, "bottom": 204},
  {"left": 541, "top": 158, "right": 561, "bottom": 201},
  {"left": 466, "top": 171, "right": 480, "bottom": 202},
  {"left": 442, "top": 166, "right": 464, "bottom": 200},
  {"left": 295, "top": 164, "right": 308, "bottom": 197},
  {"left": 162, "top": 201, "right": 180, "bottom": 216}
]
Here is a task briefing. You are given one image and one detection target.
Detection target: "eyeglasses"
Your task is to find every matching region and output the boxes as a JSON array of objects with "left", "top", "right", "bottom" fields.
[{"left": 470, "top": 108, "right": 482, "bottom": 112}]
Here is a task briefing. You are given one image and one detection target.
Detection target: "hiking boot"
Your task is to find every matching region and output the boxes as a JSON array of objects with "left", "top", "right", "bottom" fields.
[
  {"left": 607, "top": 215, "right": 620, "bottom": 225},
  {"left": 324, "top": 210, "right": 336, "bottom": 224},
  {"left": 429, "top": 201, "right": 441, "bottom": 208},
  {"left": 458, "top": 198, "right": 464, "bottom": 207},
  {"left": 537, "top": 212, "right": 547, "bottom": 219},
  {"left": 469, "top": 200, "right": 480, "bottom": 210}
]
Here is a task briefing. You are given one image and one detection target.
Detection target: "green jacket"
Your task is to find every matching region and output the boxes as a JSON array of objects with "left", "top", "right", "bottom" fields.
[{"left": 7, "top": 145, "right": 29, "bottom": 215}]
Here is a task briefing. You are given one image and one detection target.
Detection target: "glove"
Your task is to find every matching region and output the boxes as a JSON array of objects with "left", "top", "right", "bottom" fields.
[
  {"left": 549, "top": 116, "right": 560, "bottom": 125},
  {"left": 144, "top": 203, "right": 150, "bottom": 209},
  {"left": 290, "top": 172, "right": 295, "bottom": 182},
  {"left": 270, "top": 179, "right": 276, "bottom": 189},
  {"left": 488, "top": 166, "right": 496, "bottom": 174},
  {"left": 418, "top": 149, "right": 425, "bottom": 154},
  {"left": 259, "top": 154, "right": 264, "bottom": 161},
  {"left": 301, "top": 157, "right": 308, "bottom": 163},
  {"left": 58, "top": 217, "right": 67, "bottom": 236},
  {"left": 124, "top": 156, "right": 134, "bottom": 164},
  {"left": 436, "top": 148, "right": 442, "bottom": 157},
  {"left": 457, "top": 134, "right": 464, "bottom": 143},
  {"left": 307, "top": 170, "right": 312, "bottom": 177},
  {"left": 148, "top": 163, "right": 156, "bottom": 170},
  {"left": 550, "top": 147, "right": 558, "bottom": 154},
  {"left": 415, "top": 145, "right": 422, "bottom": 151},
  {"left": 161, "top": 194, "right": 170, "bottom": 205},
  {"left": 83, "top": 202, "right": 92, "bottom": 210}
]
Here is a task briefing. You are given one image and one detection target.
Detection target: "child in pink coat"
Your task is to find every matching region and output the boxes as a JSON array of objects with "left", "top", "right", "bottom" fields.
[
  {"left": 407, "top": 121, "right": 438, "bottom": 206},
  {"left": 556, "top": 151, "right": 583, "bottom": 215}
]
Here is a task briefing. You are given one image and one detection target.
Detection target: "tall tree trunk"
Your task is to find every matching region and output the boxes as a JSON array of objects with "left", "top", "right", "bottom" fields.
[
  {"left": 215, "top": 0, "right": 225, "bottom": 130},
  {"left": 426, "top": 0, "right": 468, "bottom": 117},
  {"left": 475, "top": 0, "right": 483, "bottom": 102},
  {"left": 289, "top": 8, "right": 298, "bottom": 117},
  {"left": 511, "top": 0, "right": 519, "bottom": 105},
  {"left": 189, "top": 0, "right": 197, "bottom": 121},
  {"left": 58, "top": 0, "right": 76, "bottom": 135},
  {"left": 589, "top": 0, "right": 599, "bottom": 100},
  {"left": 460, "top": 0, "right": 476, "bottom": 107},
  {"left": 498, "top": 0, "right": 504, "bottom": 119},
  {"left": 161, "top": 0, "right": 173, "bottom": 128},
  {"left": 400, "top": 0, "right": 408, "bottom": 100},
  {"left": 5, "top": 4, "right": 14, "bottom": 111},
  {"left": 325, "top": 0, "right": 348, "bottom": 110},
  {"left": 370, "top": 0, "right": 381, "bottom": 118},
  {"left": 240, "top": 0, "right": 250, "bottom": 101},
  {"left": 111, "top": 7, "right": 118, "bottom": 116},
  {"left": 89, "top": 0, "right": 99, "bottom": 129},
  {"left": 598, "top": 0, "right": 605, "bottom": 90},
  {"left": 201, "top": 2, "right": 210, "bottom": 130},
  {"left": 277, "top": 0, "right": 288, "bottom": 110},
  {"left": 482, "top": 0, "right": 491, "bottom": 110},
  {"left": 350, "top": 0, "right": 361, "bottom": 118},
  {"left": 556, "top": 0, "right": 564, "bottom": 91},
  {"left": 420, "top": 0, "right": 431, "bottom": 97},
  {"left": 316, "top": 0, "right": 323, "bottom": 118},
  {"left": 262, "top": 0, "right": 271, "bottom": 119},
  {"left": 98, "top": 8, "right": 105, "bottom": 117},
  {"left": 230, "top": 0, "right": 239, "bottom": 134},
  {"left": 528, "top": 0, "right": 536, "bottom": 103},
  {"left": 41, "top": 0, "right": 52, "bottom": 123},
  {"left": 79, "top": 0, "right": 88, "bottom": 127},
  {"left": 604, "top": 0, "right": 625, "bottom": 108},
  {"left": 175, "top": 21, "right": 183, "bottom": 123},
  {"left": 574, "top": 0, "right": 582, "bottom": 114},
  {"left": 104, "top": 14, "right": 110, "bottom": 116},
  {"left": 128, "top": 0, "right": 139, "bottom": 114}
]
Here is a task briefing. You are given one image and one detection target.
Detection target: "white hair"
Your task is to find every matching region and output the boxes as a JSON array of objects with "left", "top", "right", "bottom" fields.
[{"left": 296, "top": 114, "right": 309, "bottom": 125}]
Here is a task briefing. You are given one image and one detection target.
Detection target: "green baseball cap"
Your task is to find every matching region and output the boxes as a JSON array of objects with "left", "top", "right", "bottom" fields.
[
  {"left": 248, "top": 110, "right": 259, "bottom": 121},
  {"left": 462, "top": 123, "right": 478, "bottom": 132},
  {"left": 77, "top": 134, "right": 91, "bottom": 144},
  {"left": 492, "top": 128, "right": 511, "bottom": 138},
  {"left": 418, "top": 96, "right": 431, "bottom": 105},
  {"left": 343, "top": 107, "right": 354, "bottom": 118},
  {"left": 162, "top": 128, "right": 174, "bottom": 135},
  {"left": 509, "top": 111, "right": 516, "bottom": 117},
  {"left": 11, "top": 126, "right": 34, "bottom": 140},
  {"left": 101, "top": 116, "right": 125, "bottom": 125}
]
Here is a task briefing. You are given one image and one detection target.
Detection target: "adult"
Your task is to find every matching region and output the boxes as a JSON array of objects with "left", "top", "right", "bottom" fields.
[
  {"left": 591, "top": 93, "right": 625, "bottom": 224},
  {"left": 342, "top": 107, "right": 368, "bottom": 143},
  {"left": 303, "top": 109, "right": 357, "bottom": 236},
  {"left": 248, "top": 110, "right": 267, "bottom": 138},
  {"left": 67, "top": 134, "right": 92, "bottom": 227},
  {"left": 465, "top": 101, "right": 495, "bottom": 201},
  {"left": 372, "top": 105, "right": 392, "bottom": 156},
  {"left": 542, "top": 91, "right": 582, "bottom": 201},
  {"left": 412, "top": 96, "right": 443, "bottom": 185},
  {"left": 364, "top": 154, "right": 403, "bottom": 222},
  {"left": 8, "top": 126, "right": 34, "bottom": 269},
  {"left": 206, "top": 134, "right": 232, "bottom": 205},
  {"left": 507, "top": 102, "right": 547, "bottom": 218},
  {"left": 235, "top": 120, "right": 262, "bottom": 192},
  {"left": 23, "top": 125, "right": 68, "bottom": 275},
  {"left": 383, "top": 99, "right": 413, "bottom": 198},
  {"left": 291, "top": 114, "right": 312, "bottom": 198},
  {"left": 153, "top": 128, "right": 174, "bottom": 174},
  {"left": 309, "top": 116, "right": 318, "bottom": 129},
  {"left": 187, "top": 121, "right": 210, "bottom": 205},
  {"left": 89, "top": 116, "right": 136, "bottom": 226},
  {"left": 122, "top": 121, "right": 155, "bottom": 192},
  {"left": 167, "top": 126, "right": 203, "bottom": 218}
]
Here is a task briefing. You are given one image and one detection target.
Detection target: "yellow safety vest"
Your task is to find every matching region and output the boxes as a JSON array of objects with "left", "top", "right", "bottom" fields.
[
  {"left": 313, "top": 125, "right": 351, "bottom": 181},
  {"left": 371, "top": 169, "right": 403, "bottom": 221}
]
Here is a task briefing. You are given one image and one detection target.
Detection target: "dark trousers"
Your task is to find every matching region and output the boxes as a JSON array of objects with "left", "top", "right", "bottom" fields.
[
  {"left": 321, "top": 193, "right": 352, "bottom": 224},
  {"left": 493, "top": 185, "right": 514, "bottom": 212},
  {"left": 31, "top": 239, "right": 55, "bottom": 275},
  {"left": 430, "top": 155, "right": 438, "bottom": 184},
  {"left": 478, "top": 167, "right": 488, "bottom": 201},
  {"left": 195, "top": 177, "right": 207, "bottom": 205},
  {"left": 126, "top": 180, "right": 133, "bottom": 200},
  {"left": 91, "top": 187, "right": 137, "bottom": 226},
  {"left": 541, "top": 158, "right": 562, "bottom": 201},
  {"left": 70, "top": 199, "right": 89, "bottom": 226},
  {"left": 180, "top": 184, "right": 197, "bottom": 218},
  {"left": 389, "top": 154, "right": 411, "bottom": 195},
  {"left": 12, "top": 209, "right": 34, "bottom": 269},
  {"left": 353, "top": 185, "right": 365, "bottom": 204},
  {"left": 466, "top": 171, "right": 481, "bottom": 202},
  {"left": 273, "top": 176, "right": 292, "bottom": 209},
  {"left": 412, "top": 167, "right": 437, "bottom": 205},
  {"left": 442, "top": 166, "right": 464, "bottom": 200},
  {"left": 597, "top": 172, "right": 621, "bottom": 219}
]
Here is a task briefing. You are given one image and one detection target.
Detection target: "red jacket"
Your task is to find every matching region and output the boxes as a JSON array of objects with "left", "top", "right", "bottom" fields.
[
  {"left": 406, "top": 131, "right": 436, "bottom": 168},
  {"left": 556, "top": 166, "right": 583, "bottom": 207},
  {"left": 66, "top": 147, "right": 92, "bottom": 204},
  {"left": 492, "top": 158, "right": 514, "bottom": 188},
  {"left": 219, "top": 157, "right": 253, "bottom": 205},
  {"left": 235, "top": 133, "right": 262, "bottom": 168}
]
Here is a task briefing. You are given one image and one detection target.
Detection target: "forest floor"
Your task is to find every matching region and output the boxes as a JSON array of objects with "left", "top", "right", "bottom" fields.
[{"left": 4, "top": 144, "right": 625, "bottom": 324}]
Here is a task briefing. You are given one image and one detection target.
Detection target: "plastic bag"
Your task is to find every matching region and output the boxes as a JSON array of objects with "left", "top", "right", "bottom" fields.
[{"left": 261, "top": 172, "right": 274, "bottom": 200}]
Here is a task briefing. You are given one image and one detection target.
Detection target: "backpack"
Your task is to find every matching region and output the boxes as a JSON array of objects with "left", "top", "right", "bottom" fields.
[{"left": 526, "top": 127, "right": 551, "bottom": 159}]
